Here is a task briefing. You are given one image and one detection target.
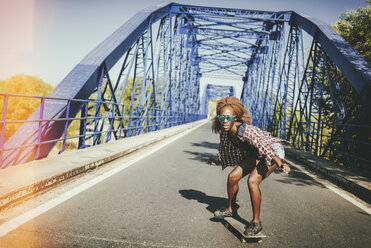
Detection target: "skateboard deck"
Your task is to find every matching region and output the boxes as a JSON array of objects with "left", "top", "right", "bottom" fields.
[{"left": 224, "top": 217, "right": 266, "bottom": 243}]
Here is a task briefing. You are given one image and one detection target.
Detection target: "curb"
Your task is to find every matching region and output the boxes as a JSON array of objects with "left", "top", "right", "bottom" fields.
[
  {"left": 0, "top": 119, "right": 209, "bottom": 211},
  {"left": 285, "top": 146, "right": 371, "bottom": 204}
]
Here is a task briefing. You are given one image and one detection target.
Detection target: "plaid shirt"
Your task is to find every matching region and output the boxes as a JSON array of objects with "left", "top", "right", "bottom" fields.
[
  {"left": 218, "top": 131, "right": 249, "bottom": 170},
  {"left": 237, "top": 123, "right": 287, "bottom": 166}
]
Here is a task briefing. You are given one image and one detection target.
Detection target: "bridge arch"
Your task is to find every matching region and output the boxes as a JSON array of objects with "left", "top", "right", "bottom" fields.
[{"left": 1, "top": 2, "right": 370, "bottom": 172}]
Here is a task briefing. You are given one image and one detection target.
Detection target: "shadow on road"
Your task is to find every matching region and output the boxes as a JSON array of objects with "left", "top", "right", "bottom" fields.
[
  {"left": 179, "top": 189, "right": 227, "bottom": 214},
  {"left": 184, "top": 141, "right": 220, "bottom": 166},
  {"left": 190, "top": 141, "right": 219, "bottom": 150},
  {"left": 274, "top": 166, "right": 325, "bottom": 188},
  {"left": 357, "top": 211, "right": 371, "bottom": 217},
  {"left": 183, "top": 150, "right": 220, "bottom": 166},
  {"left": 178, "top": 189, "right": 250, "bottom": 226}
]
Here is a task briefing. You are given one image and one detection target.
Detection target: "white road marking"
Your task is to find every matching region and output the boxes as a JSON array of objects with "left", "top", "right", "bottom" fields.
[
  {"left": 0, "top": 121, "right": 207, "bottom": 237},
  {"left": 286, "top": 158, "right": 371, "bottom": 215}
]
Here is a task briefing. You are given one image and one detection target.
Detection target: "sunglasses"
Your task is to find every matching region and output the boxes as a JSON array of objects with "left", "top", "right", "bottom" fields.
[{"left": 217, "top": 116, "right": 235, "bottom": 122}]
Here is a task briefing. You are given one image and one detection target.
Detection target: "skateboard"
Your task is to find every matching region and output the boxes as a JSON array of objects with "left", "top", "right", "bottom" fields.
[{"left": 223, "top": 217, "right": 266, "bottom": 243}]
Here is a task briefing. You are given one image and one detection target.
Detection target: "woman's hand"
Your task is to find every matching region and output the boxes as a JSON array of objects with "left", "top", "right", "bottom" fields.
[
  {"left": 206, "top": 158, "right": 219, "bottom": 166},
  {"left": 279, "top": 163, "right": 291, "bottom": 174}
]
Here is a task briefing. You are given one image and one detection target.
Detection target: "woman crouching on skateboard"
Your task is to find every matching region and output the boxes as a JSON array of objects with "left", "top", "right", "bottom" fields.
[{"left": 209, "top": 96, "right": 290, "bottom": 235}]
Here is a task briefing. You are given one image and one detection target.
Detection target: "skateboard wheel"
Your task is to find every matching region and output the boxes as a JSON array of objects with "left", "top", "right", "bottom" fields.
[
  {"left": 241, "top": 237, "right": 246, "bottom": 243},
  {"left": 225, "top": 223, "right": 230, "bottom": 228},
  {"left": 258, "top": 238, "right": 262, "bottom": 243}
]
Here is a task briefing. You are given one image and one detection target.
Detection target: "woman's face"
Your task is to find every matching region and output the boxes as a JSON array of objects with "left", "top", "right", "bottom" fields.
[{"left": 219, "top": 106, "right": 236, "bottom": 132}]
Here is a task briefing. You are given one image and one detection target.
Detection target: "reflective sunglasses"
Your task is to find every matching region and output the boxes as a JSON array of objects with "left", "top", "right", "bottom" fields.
[{"left": 217, "top": 116, "right": 235, "bottom": 122}]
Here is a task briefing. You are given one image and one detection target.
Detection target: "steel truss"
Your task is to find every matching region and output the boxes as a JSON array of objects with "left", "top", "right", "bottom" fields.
[
  {"left": 1, "top": 3, "right": 370, "bottom": 173},
  {"left": 243, "top": 18, "right": 370, "bottom": 171},
  {"left": 78, "top": 12, "right": 203, "bottom": 148},
  {"left": 200, "top": 84, "right": 235, "bottom": 115}
]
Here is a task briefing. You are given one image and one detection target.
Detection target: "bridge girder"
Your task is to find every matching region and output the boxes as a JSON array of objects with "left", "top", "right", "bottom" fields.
[
  {"left": 200, "top": 84, "right": 235, "bottom": 116},
  {"left": 1, "top": 2, "right": 370, "bottom": 172}
]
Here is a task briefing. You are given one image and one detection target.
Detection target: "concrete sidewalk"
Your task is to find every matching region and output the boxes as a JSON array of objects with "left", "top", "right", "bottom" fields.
[
  {"left": 0, "top": 119, "right": 370, "bottom": 211},
  {"left": 0, "top": 119, "right": 209, "bottom": 210},
  {"left": 285, "top": 146, "right": 371, "bottom": 204}
]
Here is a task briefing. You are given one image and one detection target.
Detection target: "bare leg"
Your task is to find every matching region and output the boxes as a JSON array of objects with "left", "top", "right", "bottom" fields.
[
  {"left": 248, "top": 162, "right": 277, "bottom": 223},
  {"left": 227, "top": 165, "right": 244, "bottom": 213},
  {"left": 215, "top": 157, "right": 256, "bottom": 218}
]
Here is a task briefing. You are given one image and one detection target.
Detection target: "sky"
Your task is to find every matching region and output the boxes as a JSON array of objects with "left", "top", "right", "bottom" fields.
[{"left": 0, "top": 0, "right": 369, "bottom": 91}]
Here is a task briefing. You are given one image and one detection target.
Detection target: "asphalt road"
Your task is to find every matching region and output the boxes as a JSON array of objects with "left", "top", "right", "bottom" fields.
[{"left": 0, "top": 122, "right": 370, "bottom": 247}]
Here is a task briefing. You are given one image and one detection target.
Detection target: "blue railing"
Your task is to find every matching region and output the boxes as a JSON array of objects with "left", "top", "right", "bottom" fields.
[
  {"left": 1, "top": 2, "right": 370, "bottom": 174},
  {"left": 0, "top": 92, "right": 206, "bottom": 168}
]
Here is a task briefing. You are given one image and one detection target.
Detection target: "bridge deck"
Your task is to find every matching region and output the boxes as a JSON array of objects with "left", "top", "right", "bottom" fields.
[{"left": 0, "top": 121, "right": 370, "bottom": 247}]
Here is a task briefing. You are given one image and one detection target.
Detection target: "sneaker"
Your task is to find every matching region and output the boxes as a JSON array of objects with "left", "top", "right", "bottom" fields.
[
  {"left": 244, "top": 221, "right": 262, "bottom": 235},
  {"left": 213, "top": 208, "right": 236, "bottom": 219}
]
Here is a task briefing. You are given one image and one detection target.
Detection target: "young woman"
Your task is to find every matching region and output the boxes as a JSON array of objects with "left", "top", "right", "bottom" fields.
[{"left": 209, "top": 96, "right": 290, "bottom": 235}]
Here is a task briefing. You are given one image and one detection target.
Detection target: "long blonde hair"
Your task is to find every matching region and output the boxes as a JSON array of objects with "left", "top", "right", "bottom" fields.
[{"left": 212, "top": 97, "right": 251, "bottom": 133}]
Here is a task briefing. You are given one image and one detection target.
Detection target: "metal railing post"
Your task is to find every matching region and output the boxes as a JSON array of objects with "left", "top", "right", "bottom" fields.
[
  {"left": 59, "top": 99, "right": 71, "bottom": 154},
  {"left": 35, "top": 97, "right": 45, "bottom": 160},
  {"left": 0, "top": 93, "right": 9, "bottom": 166}
]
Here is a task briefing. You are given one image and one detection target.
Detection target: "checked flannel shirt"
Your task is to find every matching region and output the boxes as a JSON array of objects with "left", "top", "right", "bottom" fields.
[
  {"left": 218, "top": 130, "right": 249, "bottom": 170},
  {"left": 237, "top": 123, "right": 288, "bottom": 166}
]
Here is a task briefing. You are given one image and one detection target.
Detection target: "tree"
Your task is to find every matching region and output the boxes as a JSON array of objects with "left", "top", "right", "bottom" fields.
[
  {"left": 0, "top": 74, "right": 54, "bottom": 143},
  {"left": 320, "top": 2, "right": 371, "bottom": 171},
  {"left": 328, "top": 1, "right": 370, "bottom": 117},
  {"left": 332, "top": 2, "right": 371, "bottom": 62}
]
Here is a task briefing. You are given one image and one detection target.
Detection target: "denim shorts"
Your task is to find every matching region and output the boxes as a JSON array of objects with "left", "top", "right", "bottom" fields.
[{"left": 270, "top": 142, "right": 285, "bottom": 161}]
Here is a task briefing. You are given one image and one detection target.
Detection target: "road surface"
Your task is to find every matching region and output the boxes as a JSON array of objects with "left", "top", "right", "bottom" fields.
[{"left": 0, "top": 122, "right": 370, "bottom": 247}]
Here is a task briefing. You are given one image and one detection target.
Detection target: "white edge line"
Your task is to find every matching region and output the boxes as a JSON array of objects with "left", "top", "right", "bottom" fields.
[
  {"left": 286, "top": 158, "right": 371, "bottom": 215},
  {"left": 0, "top": 121, "right": 207, "bottom": 237}
]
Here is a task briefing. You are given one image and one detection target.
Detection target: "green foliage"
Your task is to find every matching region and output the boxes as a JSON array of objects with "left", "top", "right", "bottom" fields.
[
  {"left": 56, "top": 79, "right": 135, "bottom": 151},
  {"left": 286, "top": 3, "right": 370, "bottom": 166},
  {"left": 332, "top": 2, "right": 371, "bottom": 62},
  {"left": 117, "top": 78, "right": 133, "bottom": 130},
  {"left": 0, "top": 74, "right": 54, "bottom": 143},
  {"left": 319, "top": 2, "right": 371, "bottom": 167},
  {"left": 328, "top": 2, "right": 370, "bottom": 122},
  {"left": 0, "top": 73, "right": 156, "bottom": 153}
]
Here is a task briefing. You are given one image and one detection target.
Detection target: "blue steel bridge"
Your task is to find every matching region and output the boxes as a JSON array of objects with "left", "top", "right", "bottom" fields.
[{"left": 0, "top": 2, "right": 370, "bottom": 172}]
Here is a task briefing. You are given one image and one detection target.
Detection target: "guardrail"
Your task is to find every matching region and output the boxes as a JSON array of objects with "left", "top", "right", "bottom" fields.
[{"left": 0, "top": 92, "right": 206, "bottom": 168}]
